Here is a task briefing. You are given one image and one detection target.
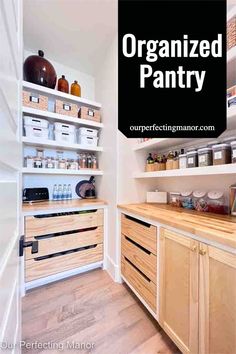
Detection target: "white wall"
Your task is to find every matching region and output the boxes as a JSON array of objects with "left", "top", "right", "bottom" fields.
[
  {"left": 24, "top": 49, "right": 95, "bottom": 100},
  {"left": 95, "top": 36, "right": 118, "bottom": 276}
]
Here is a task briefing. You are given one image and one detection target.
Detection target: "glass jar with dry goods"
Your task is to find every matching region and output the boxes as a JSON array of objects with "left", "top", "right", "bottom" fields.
[
  {"left": 68, "top": 159, "right": 78, "bottom": 170},
  {"left": 58, "top": 158, "right": 67, "bottom": 169},
  {"left": 179, "top": 150, "right": 187, "bottom": 169},
  {"left": 186, "top": 150, "right": 198, "bottom": 168},
  {"left": 34, "top": 157, "right": 42, "bottom": 168},
  {"left": 169, "top": 192, "right": 181, "bottom": 207},
  {"left": 25, "top": 156, "right": 34, "bottom": 168},
  {"left": 212, "top": 143, "right": 231, "bottom": 165},
  {"left": 207, "top": 191, "right": 227, "bottom": 214},
  {"left": 197, "top": 147, "right": 213, "bottom": 167},
  {"left": 92, "top": 155, "right": 97, "bottom": 169},
  {"left": 46, "top": 157, "right": 54, "bottom": 169},
  {"left": 231, "top": 141, "right": 236, "bottom": 163},
  {"left": 180, "top": 191, "right": 194, "bottom": 209},
  {"left": 193, "top": 190, "right": 208, "bottom": 212}
]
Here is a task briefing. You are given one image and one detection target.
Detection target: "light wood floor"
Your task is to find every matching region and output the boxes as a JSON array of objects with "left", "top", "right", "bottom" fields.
[{"left": 22, "top": 269, "right": 180, "bottom": 354}]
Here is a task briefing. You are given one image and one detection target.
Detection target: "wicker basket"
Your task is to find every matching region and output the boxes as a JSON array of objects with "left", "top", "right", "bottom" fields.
[
  {"left": 227, "top": 16, "right": 236, "bottom": 51},
  {"left": 79, "top": 106, "right": 101, "bottom": 123},
  {"left": 22, "top": 91, "right": 48, "bottom": 111},
  {"left": 55, "top": 99, "right": 78, "bottom": 117}
]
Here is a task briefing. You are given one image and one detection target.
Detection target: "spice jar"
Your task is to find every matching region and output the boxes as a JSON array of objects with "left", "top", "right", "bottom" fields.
[
  {"left": 180, "top": 191, "right": 194, "bottom": 209},
  {"left": 87, "top": 154, "right": 92, "bottom": 169},
  {"left": 193, "top": 190, "right": 208, "bottom": 212},
  {"left": 68, "top": 159, "right": 78, "bottom": 170},
  {"left": 169, "top": 192, "right": 181, "bottom": 207},
  {"left": 187, "top": 150, "right": 198, "bottom": 168},
  {"left": 46, "top": 157, "right": 54, "bottom": 169},
  {"left": 197, "top": 148, "right": 213, "bottom": 167},
  {"left": 59, "top": 158, "right": 67, "bottom": 169},
  {"left": 173, "top": 151, "right": 179, "bottom": 169},
  {"left": 207, "top": 191, "right": 227, "bottom": 214},
  {"left": 179, "top": 149, "right": 187, "bottom": 169},
  {"left": 92, "top": 155, "right": 97, "bottom": 169},
  {"left": 212, "top": 143, "right": 231, "bottom": 165},
  {"left": 34, "top": 157, "right": 42, "bottom": 168},
  {"left": 231, "top": 141, "right": 236, "bottom": 163},
  {"left": 166, "top": 151, "right": 175, "bottom": 170},
  {"left": 70, "top": 80, "right": 81, "bottom": 97}
]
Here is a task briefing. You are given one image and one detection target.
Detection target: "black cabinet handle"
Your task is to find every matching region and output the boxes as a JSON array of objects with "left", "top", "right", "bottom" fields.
[{"left": 19, "top": 235, "right": 38, "bottom": 257}]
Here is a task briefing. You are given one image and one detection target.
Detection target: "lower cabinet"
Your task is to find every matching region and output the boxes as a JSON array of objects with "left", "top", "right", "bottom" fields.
[
  {"left": 24, "top": 209, "right": 104, "bottom": 282},
  {"left": 160, "top": 227, "right": 236, "bottom": 354}
]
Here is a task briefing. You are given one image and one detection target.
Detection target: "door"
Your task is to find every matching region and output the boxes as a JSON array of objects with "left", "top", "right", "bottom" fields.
[
  {"left": 160, "top": 228, "right": 199, "bottom": 354},
  {"left": 199, "top": 243, "right": 236, "bottom": 354},
  {"left": 0, "top": 0, "right": 22, "bottom": 352}
]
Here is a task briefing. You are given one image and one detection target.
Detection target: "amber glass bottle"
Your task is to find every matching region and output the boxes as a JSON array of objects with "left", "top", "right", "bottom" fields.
[
  {"left": 70, "top": 80, "right": 81, "bottom": 97},
  {"left": 58, "top": 75, "right": 69, "bottom": 93}
]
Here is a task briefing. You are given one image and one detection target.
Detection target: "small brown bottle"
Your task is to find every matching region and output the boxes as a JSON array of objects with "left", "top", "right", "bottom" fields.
[
  {"left": 71, "top": 80, "right": 81, "bottom": 97},
  {"left": 58, "top": 75, "right": 69, "bottom": 93}
]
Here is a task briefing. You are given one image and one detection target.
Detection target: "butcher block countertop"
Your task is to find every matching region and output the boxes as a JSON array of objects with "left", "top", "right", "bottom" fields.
[
  {"left": 22, "top": 199, "right": 107, "bottom": 216},
  {"left": 118, "top": 203, "right": 236, "bottom": 249}
]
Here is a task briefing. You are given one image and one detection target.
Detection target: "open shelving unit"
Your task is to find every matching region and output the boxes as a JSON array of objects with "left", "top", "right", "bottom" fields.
[{"left": 22, "top": 81, "right": 104, "bottom": 177}]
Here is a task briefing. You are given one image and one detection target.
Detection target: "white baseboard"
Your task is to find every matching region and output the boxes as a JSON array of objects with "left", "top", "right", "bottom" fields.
[
  {"left": 105, "top": 255, "right": 121, "bottom": 283},
  {"left": 25, "top": 261, "right": 103, "bottom": 291}
]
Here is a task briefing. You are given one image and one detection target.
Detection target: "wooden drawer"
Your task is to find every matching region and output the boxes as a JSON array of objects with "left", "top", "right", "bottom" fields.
[
  {"left": 121, "top": 214, "right": 157, "bottom": 255},
  {"left": 121, "top": 255, "right": 156, "bottom": 312},
  {"left": 25, "top": 209, "right": 103, "bottom": 238},
  {"left": 25, "top": 226, "right": 103, "bottom": 260},
  {"left": 121, "top": 234, "right": 156, "bottom": 284},
  {"left": 25, "top": 243, "right": 103, "bottom": 282}
]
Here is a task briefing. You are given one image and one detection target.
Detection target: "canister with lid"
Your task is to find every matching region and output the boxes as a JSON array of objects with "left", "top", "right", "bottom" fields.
[
  {"left": 193, "top": 190, "right": 208, "bottom": 212},
  {"left": 231, "top": 141, "right": 236, "bottom": 163},
  {"left": 197, "top": 147, "right": 212, "bottom": 167},
  {"left": 212, "top": 143, "right": 231, "bottom": 165},
  {"left": 180, "top": 191, "right": 194, "bottom": 209},
  {"left": 207, "top": 191, "right": 227, "bottom": 214},
  {"left": 186, "top": 150, "right": 198, "bottom": 168},
  {"left": 169, "top": 192, "right": 181, "bottom": 207},
  {"left": 179, "top": 149, "right": 187, "bottom": 169}
]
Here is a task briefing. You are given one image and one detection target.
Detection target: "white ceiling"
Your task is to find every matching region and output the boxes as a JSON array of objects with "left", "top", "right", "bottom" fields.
[{"left": 23, "top": 0, "right": 117, "bottom": 75}]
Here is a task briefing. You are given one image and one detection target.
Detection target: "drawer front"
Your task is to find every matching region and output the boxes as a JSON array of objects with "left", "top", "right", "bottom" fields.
[
  {"left": 121, "top": 234, "right": 157, "bottom": 284},
  {"left": 121, "top": 214, "right": 157, "bottom": 255},
  {"left": 25, "top": 226, "right": 103, "bottom": 260},
  {"left": 121, "top": 255, "right": 156, "bottom": 312},
  {"left": 25, "top": 209, "right": 103, "bottom": 237},
  {"left": 25, "top": 244, "right": 103, "bottom": 282}
]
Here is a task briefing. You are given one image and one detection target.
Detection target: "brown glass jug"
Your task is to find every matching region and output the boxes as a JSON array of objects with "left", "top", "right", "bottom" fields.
[
  {"left": 70, "top": 80, "right": 81, "bottom": 97},
  {"left": 58, "top": 75, "right": 69, "bottom": 93}
]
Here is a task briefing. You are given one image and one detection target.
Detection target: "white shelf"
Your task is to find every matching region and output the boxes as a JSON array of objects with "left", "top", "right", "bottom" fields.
[
  {"left": 133, "top": 164, "right": 236, "bottom": 179},
  {"left": 22, "top": 107, "right": 103, "bottom": 129},
  {"left": 22, "top": 168, "right": 103, "bottom": 176},
  {"left": 22, "top": 137, "right": 103, "bottom": 152},
  {"left": 23, "top": 81, "right": 101, "bottom": 109}
]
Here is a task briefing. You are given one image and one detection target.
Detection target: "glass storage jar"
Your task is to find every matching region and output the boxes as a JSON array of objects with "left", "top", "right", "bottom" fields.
[
  {"left": 231, "top": 141, "right": 236, "bottom": 163},
  {"left": 25, "top": 156, "right": 34, "bottom": 168},
  {"left": 212, "top": 143, "right": 231, "bottom": 165},
  {"left": 186, "top": 150, "right": 198, "bottom": 168},
  {"left": 207, "top": 191, "right": 227, "bottom": 214},
  {"left": 169, "top": 192, "right": 181, "bottom": 207},
  {"left": 197, "top": 148, "right": 213, "bottom": 167},
  {"left": 58, "top": 159, "right": 67, "bottom": 169},
  {"left": 46, "top": 157, "right": 54, "bottom": 169},
  {"left": 180, "top": 191, "right": 194, "bottom": 209},
  {"left": 193, "top": 190, "right": 208, "bottom": 212},
  {"left": 34, "top": 157, "right": 42, "bottom": 168},
  {"left": 179, "top": 153, "right": 187, "bottom": 169}
]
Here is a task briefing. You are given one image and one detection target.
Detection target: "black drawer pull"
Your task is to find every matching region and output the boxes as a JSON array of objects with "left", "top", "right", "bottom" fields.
[
  {"left": 34, "top": 243, "right": 98, "bottom": 261},
  {"left": 34, "top": 210, "right": 97, "bottom": 218},
  {"left": 124, "top": 257, "right": 151, "bottom": 283},
  {"left": 35, "top": 226, "right": 98, "bottom": 240},
  {"left": 125, "top": 236, "right": 151, "bottom": 255},
  {"left": 125, "top": 215, "right": 151, "bottom": 228}
]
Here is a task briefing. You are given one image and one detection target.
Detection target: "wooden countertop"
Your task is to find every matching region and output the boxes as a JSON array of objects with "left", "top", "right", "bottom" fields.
[
  {"left": 118, "top": 203, "right": 236, "bottom": 249},
  {"left": 22, "top": 199, "right": 107, "bottom": 215}
]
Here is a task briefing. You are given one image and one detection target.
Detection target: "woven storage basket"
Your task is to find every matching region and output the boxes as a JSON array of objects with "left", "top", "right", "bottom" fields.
[{"left": 227, "top": 16, "right": 236, "bottom": 50}]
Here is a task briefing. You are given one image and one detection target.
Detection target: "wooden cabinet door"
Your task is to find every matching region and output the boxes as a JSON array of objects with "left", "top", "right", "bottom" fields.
[
  {"left": 199, "top": 243, "right": 236, "bottom": 354},
  {"left": 160, "top": 228, "right": 199, "bottom": 354}
]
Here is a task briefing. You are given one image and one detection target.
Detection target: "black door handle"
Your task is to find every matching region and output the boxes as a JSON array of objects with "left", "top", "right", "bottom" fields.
[{"left": 19, "top": 235, "right": 38, "bottom": 257}]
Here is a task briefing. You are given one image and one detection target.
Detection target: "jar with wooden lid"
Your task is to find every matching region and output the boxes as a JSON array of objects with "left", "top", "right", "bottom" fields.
[
  {"left": 197, "top": 147, "right": 212, "bottom": 167},
  {"left": 166, "top": 151, "right": 175, "bottom": 170},
  {"left": 212, "top": 143, "right": 231, "bottom": 165},
  {"left": 70, "top": 80, "right": 81, "bottom": 97}
]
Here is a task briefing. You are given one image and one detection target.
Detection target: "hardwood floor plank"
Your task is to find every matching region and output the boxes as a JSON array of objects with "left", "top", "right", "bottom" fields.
[{"left": 22, "top": 269, "right": 179, "bottom": 354}]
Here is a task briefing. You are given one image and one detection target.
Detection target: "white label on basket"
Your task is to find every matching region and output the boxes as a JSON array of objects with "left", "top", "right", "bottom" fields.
[
  {"left": 63, "top": 104, "right": 71, "bottom": 111},
  {"left": 30, "top": 96, "right": 39, "bottom": 103},
  {"left": 188, "top": 157, "right": 194, "bottom": 164},
  {"left": 88, "top": 109, "right": 94, "bottom": 117},
  {"left": 214, "top": 151, "right": 222, "bottom": 160},
  {"left": 233, "top": 150, "right": 236, "bottom": 158},
  {"left": 199, "top": 155, "right": 206, "bottom": 163}
]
